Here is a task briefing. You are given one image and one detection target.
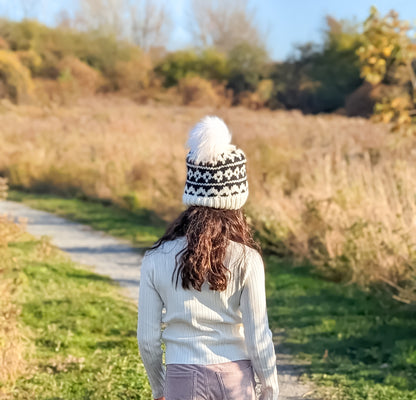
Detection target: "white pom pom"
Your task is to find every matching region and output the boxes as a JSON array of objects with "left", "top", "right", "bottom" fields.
[{"left": 187, "top": 116, "right": 236, "bottom": 164}]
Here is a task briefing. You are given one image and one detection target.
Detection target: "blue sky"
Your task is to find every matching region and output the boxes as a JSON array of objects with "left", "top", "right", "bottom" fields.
[{"left": 1, "top": 0, "right": 415, "bottom": 61}]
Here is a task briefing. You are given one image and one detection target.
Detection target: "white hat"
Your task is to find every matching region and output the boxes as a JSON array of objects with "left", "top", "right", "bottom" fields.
[{"left": 182, "top": 116, "right": 248, "bottom": 210}]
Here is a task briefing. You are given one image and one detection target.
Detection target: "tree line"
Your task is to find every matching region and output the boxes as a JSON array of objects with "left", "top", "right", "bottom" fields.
[{"left": 0, "top": 2, "right": 415, "bottom": 131}]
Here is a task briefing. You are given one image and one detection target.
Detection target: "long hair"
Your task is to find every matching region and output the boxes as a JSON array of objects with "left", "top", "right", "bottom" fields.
[{"left": 150, "top": 206, "right": 261, "bottom": 291}]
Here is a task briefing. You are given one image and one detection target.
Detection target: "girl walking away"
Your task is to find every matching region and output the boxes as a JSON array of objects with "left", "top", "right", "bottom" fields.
[{"left": 137, "top": 116, "right": 279, "bottom": 400}]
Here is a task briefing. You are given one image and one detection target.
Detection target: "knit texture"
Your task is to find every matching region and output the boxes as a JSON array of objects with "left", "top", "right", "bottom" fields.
[
  {"left": 183, "top": 148, "right": 248, "bottom": 210},
  {"left": 182, "top": 116, "right": 249, "bottom": 210},
  {"left": 137, "top": 237, "right": 279, "bottom": 400}
]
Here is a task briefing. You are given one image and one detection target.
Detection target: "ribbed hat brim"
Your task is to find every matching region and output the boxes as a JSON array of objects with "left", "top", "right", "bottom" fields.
[{"left": 182, "top": 191, "right": 248, "bottom": 210}]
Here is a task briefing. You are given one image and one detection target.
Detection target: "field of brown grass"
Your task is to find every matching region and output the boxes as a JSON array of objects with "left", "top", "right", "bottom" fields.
[
  {"left": 1, "top": 95, "right": 415, "bottom": 302},
  {"left": 0, "top": 212, "right": 28, "bottom": 397}
]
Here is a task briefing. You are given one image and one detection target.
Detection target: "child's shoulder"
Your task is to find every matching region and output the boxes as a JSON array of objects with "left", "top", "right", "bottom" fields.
[
  {"left": 144, "top": 237, "right": 187, "bottom": 259},
  {"left": 228, "top": 240, "right": 261, "bottom": 258}
]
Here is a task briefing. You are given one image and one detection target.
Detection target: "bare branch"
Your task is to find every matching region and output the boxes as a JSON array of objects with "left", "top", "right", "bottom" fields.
[
  {"left": 129, "top": 0, "right": 171, "bottom": 51},
  {"left": 55, "top": 9, "right": 72, "bottom": 29},
  {"left": 187, "top": 0, "right": 267, "bottom": 53},
  {"left": 75, "top": 0, "right": 171, "bottom": 51},
  {"left": 75, "top": 0, "right": 128, "bottom": 37}
]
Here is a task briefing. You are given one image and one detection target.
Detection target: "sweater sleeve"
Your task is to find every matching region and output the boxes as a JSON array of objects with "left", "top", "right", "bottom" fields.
[
  {"left": 240, "top": 250, "right": 279, "bottom": 400},
  {"left": 137, "top": 254, "right": 165, "bottom": 399}
]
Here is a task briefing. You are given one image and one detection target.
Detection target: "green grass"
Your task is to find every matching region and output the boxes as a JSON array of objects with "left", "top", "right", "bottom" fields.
[
  {"left": 8, "top": 189, "right": 166, "bottom": 248},
  {"left": 7, "top": 190, "right": 416, "bottom": 399},
  {"left": 6, "top": 233, "right": 152, "bottom": 399},
  {"left": 266, "top": 258, "right": 416, "bottom": 400}
]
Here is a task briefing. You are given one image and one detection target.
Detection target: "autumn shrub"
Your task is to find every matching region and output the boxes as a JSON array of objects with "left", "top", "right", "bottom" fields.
[
  {"left": 357, "top": 8, "right": 416, "bottom": 135},
  {"left": 255, "top": 79, "right": 274, "bottom": 104},
  {"left": 237, "top": 79, "right": 274, "bottom": 109},
  {"left": 178, "top": 76, "right": 220, "bottom": 106},
  {"left": 236, "top": 91, "right": 258, "bottom": 109},
  {"left": 0, "top": 19, "right": 46, "bottom": 51},
  {"left": 32, "top": 57, "right": 104, "bottom": 105},
  {"left": 75, "top": 34, "right": 140, "bottom": 84},
  {"left": 0, "top": 19, "right": 142, "bottom": 86},
  {"left": 0, "top": 50, "right": 33, "bottom": 103},
  {"left": 0, "top": 36, "right": 9, "bottom": 49},
  {"left": 113, "top": 53, "right": 153, "bottom": 93},
  {"left": 0, "top": 19, "right": 59, "bottom": 78},
  {"left": 57, "top": 56, "right": 104, "bottom": 95},
  {"left": 16, "top": 49, "right": 42, "bottom": 75},
  {"left": 345, "top": 81, "right": 407, "bottom": 118}
]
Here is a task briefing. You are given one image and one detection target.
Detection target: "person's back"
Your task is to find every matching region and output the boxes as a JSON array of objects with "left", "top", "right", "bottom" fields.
[
  {"left": 137, "top": 116, "right": 279, "bottom": 400},
  {"left": 144, "top": 237, "right": 265, "bottom": 362}
]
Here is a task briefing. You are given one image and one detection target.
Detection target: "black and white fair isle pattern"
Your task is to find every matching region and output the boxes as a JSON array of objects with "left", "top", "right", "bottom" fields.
[{"left": 184, "top": 149, "right": 248, "bottom": 202}]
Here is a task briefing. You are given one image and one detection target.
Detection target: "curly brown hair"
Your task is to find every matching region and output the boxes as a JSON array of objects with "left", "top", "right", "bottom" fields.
[{"left": 150, "top": 206, "right": 261, "bottom": 292}]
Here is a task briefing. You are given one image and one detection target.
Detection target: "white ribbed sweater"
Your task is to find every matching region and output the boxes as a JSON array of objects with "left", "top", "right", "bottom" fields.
[{"left": 137, "top": 237, "right": 279, "bottom": 399}]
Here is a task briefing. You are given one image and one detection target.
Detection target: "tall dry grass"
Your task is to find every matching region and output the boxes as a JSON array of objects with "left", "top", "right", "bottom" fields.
[
  {"left": 0, "top": 96, "right": 415, "bottom": 302},
  {"left": 0, "top": 180, "right": 28, "bottom": 397},
  {"left": 0, "top": 177, "right": 8, "bottom": 200}
]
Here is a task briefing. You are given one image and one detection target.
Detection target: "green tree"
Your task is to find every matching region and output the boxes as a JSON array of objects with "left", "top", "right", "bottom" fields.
[
  {"left": 155, "top": 48, "right": 229, "bottom": 87},
  {"left": 308, "top": 17, "right": 363, "bottom": 112},
  {"left": 226, "top": 41, "right": 269, "bottom": 96},
  {"left": 269, "top": 16, "right": 363, "bottom": 113}
]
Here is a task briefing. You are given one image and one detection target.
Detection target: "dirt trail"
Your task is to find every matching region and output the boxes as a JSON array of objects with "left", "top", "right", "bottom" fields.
[{"left": 0, "top": 200, "right": 316, "bottom": 400}]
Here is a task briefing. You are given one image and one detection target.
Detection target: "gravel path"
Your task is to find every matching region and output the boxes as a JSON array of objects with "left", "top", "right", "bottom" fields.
[
  {"left": 0, "top": 200, "right": 142, "bottom": 299},
  {"left": 0, "top": 199, "right": 316, "bottom": 400}
]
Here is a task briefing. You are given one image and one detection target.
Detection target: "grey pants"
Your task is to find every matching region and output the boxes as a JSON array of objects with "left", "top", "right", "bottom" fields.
[{"left": 164, "top": 359, "right": 256, "bottom": 400}]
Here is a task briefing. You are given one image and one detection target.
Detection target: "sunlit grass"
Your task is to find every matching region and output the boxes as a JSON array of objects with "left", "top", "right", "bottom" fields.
[
  {"left": 266, "top": 258, "right": 416, "bottom": 400},
  {"left": 0, "top": 218, "right": 151, "bottom": 399}
]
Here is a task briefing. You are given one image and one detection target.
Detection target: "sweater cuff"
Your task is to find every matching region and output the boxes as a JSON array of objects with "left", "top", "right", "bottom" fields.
[{"left": 152, "top": 387, "right": 165, "bottom": 399}]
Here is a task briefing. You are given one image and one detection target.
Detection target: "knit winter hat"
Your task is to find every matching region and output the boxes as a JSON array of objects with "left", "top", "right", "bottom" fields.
[{"left": 182, "top": 116, "right": 248, "bottom": 210}]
